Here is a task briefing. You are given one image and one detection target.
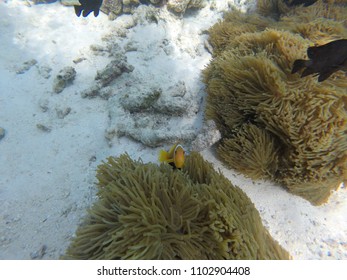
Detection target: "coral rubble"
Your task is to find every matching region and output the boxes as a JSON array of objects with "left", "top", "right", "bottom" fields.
[
  {"left": 52, "top": 66, "right": 77, "bottom": 93},
  {"left": 78, "top": 5, "right": 214, "bottom": 149},
  {"left": 0, "top": 127, "right": 5, "bottom": 141},
  {"left": 100, "top": 0, "right": 207, "bottom": 19},
  {"left": 105, "top": 81, "right": 202, "bottom": 147},
  {"left": 63, "top": 152, "right": 290, "bottom": 259},
  {"left": 15, "top": 59, "right": 38, "bottom": 74},
  {"left": 203, "top": 3, "right": 347, "bottom": 205},
  {"left": 167, "top": 0, "right": 207, "bottom": 14},
  {"left": 95, "top": 59, "right": 134, "bottom": 87}
]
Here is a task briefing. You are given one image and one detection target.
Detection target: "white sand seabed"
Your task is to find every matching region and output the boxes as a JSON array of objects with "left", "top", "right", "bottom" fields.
[{"left": 0, "top": 0, "right": 346, "bottom": 260}]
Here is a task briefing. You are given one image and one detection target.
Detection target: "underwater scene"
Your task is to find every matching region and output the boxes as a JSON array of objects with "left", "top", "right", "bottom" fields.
[{"left": 0, "top": 0, "right": 346, "bottom": 260}]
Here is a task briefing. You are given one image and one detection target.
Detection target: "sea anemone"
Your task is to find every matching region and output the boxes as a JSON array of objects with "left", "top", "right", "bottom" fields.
[
  {"left": 63, "top": 152, "right": 290, "bottom": 259},
  {"left": 203, "top": 5, "right": 347, "bottom": 205}
]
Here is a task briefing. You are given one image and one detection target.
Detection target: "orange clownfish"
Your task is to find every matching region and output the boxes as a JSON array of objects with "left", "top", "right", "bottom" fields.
[{"left": 158, "top": 144, "right": 185, "bottom": 169}]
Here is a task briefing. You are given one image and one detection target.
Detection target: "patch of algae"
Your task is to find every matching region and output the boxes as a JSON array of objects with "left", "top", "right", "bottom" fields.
[
  {"left": 203, "top": 2, "right": 347, "bottom": 205},
  {"left": 63, "top": 152, "right": 290, "bottom": 259}
]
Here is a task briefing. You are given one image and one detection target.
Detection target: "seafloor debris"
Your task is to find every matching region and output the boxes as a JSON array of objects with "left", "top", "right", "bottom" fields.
[
  {"left": 167, "top": 0, "right": 207, "bottom": 14},
  {"left": 119, "top": 86, "right": 161, "bottom": 112},
  {"left": 38, "top": 98, "right": 49, "bottom": 112},
  {"left": 106, "top": 81, "right": 202, "bottom": 147},
  {"left": 100, "top": 0, "right": 208, "bottom": 19},
  {"left": 95, "top": 59, "right": 134, "bottom": 87},
  {"left": 37, "top": 65, "right": 52, "bottom": 79},
  {"left": 52, "top": 66, "right": 77, "bottom": 93},
  {"left": 80, "top": 85, "right": 114, "bottom": 100},
  {"left": 101, "top": 0, "right": 124, "bottom": 19},
  {"left": 36, "top": 123, "right": 52, "bottom": 132},
  {"left": 191, "top": 120, "right": 221, "bottom": 152},
  {"left": 79, "top": 2, "right": 218, "bottom": 150},
  {"left": 55, "top": 106, "right": 72, "bottom": 119},
  {"left": 15, "top": 59, "right": 37, "bottom": 74},
  {"left": 30, "top": 245, "right": 47, "bottom": 260},
  {"left": 0, "top": 127, "right": 5, "bottom": 141},
  {"left": 81, "top": 53, "right": 133, "bottom": 98}
]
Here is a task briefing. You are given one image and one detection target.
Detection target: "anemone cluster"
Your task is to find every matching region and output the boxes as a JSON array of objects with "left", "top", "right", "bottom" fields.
[
  {"left": 63, "top": 152, "right": 290, "bottom": 260},
  {"left": 203, "top": 0, "right": 347, "bottom": 205}
]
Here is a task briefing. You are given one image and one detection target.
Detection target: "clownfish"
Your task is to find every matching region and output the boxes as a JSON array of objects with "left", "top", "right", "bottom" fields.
[{"left": 158, "top": 144, "right": 185, "bottom": 169}]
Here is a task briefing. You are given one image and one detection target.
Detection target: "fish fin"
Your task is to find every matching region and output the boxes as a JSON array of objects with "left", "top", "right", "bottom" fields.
[
  {"left": 301, "top": 67, "right": 316, "bottom": 78},
  {"left": 82, "top": 9, "right": 93, "bottom": 17},
  {"left": 158, "top": 150, "right": 169, "bottom": 163},
  {"left": 318, "top": 71, "right": 334, "bottom": 82},
  {"left": 74, "top": 6, "right": 83, "bottom": 17},
  {"left": 291, "top": 59, "right": 307, "bottom": 74}
]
